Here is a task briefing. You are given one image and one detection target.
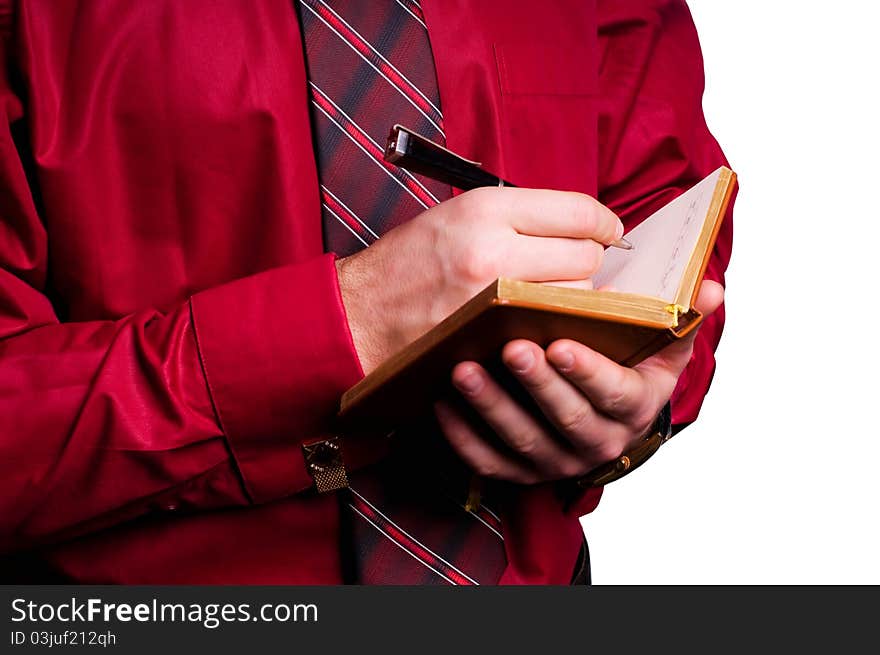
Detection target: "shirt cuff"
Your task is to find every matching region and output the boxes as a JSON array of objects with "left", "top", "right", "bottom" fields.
[{"left": 190, "top": 254, "right": 364, "bottom": 504}]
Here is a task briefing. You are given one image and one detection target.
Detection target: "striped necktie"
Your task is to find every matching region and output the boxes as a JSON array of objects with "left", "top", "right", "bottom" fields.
[{"left": 296, "top": 0, "right": 507, "bottom": 584}]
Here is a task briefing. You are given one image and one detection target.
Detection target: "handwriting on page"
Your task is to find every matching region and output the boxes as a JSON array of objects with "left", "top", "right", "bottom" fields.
[
  {"left": 658, "top": 194, "right": 701, "bottom": 297},
  {"left": 592, "top": 169, "right": 722, "bottom": 305}
]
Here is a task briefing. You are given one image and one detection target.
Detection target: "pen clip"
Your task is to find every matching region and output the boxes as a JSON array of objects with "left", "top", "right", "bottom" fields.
[
  {"left": 385, "top": 124, "right": 510, "bottom": 191},
  {"left": 387, "top": 124, "right": 483, "bottom": 167}
]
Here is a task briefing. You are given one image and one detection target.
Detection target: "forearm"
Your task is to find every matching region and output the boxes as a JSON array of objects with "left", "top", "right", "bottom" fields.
[{"left": 0, "top": 255, "right": 362, "bottom": 552}]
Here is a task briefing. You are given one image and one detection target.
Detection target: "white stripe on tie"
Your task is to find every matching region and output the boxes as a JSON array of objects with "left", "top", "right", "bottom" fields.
[
  {"left": 349, "top": 487, "right": 480, "bottom": 585},
  {"left": 298, "top": 0, "right": 445, "bottom": 135}
]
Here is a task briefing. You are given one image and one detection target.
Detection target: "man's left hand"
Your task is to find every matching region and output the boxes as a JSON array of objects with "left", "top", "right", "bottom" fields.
[{"left": 434, "top": 281, "right": 725, "bottom": 484}]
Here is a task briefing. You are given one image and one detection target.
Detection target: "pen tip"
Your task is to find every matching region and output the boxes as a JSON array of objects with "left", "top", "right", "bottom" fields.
[{"left": 614, "top": 238, "right": 633, "bottom": 251}]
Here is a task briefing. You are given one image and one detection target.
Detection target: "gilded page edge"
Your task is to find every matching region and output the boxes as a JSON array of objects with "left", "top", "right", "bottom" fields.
[{"left": 674, "top": 168, "right": 737, "bottom": 310}]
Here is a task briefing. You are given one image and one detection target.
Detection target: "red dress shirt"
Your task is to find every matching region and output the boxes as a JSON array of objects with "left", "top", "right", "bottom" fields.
[{"left": 0, "top": 0, "right": 733, "bottom": 583}]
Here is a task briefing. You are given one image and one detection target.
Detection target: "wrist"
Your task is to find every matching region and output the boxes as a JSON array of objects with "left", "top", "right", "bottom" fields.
[
  {"left": 576, "top": 402, "right": 673, "bottom": 488},
  {"left": 336, "top": 255, "right": 380, "bottom": 376},
  {"left": 335, "top": 253, "right": 406, "bottom": 376}
]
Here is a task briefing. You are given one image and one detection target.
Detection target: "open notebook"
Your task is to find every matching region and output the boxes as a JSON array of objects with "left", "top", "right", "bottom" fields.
[
  {"left": 595, "top": 166, "right": 731, "bottom": 310},
  {"left": 338, "top": 167, "right": 736, "bottom": 429}
]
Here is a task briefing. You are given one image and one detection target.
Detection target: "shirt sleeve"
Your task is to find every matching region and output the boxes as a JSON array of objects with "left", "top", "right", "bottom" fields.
[
  {"left": 0, "top": 20, "right": 363, "bottom": 553},
  {"left": 567, "top": 0, "right": 735, "bottom": 517}
]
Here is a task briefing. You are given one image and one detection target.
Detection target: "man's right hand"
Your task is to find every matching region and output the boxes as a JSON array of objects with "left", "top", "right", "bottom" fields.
[{"left": 335, "top": 187, "right": 624, "bottom": 375}]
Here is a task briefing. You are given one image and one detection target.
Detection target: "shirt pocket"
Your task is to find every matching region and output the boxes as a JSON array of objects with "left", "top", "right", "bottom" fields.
[
  {"left": 495, "top": 40, "right": 597, "bottom": 97},
  {"left": 492, "top": 39, "right": 598, "bottom": 194}
]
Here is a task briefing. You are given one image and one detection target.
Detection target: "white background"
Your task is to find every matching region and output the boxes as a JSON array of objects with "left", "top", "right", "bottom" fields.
[{"left": 584, "top": 1, "right": 880, "bottom": 583}]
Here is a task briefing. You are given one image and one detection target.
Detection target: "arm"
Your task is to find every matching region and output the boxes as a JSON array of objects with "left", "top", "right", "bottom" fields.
[
  {"left": 596, "top": 0, "right": 734, "bottom": 430},
  {"left": 0, "top": 43, "right": 362, "bottom": 553},
  {"left": 432, "top": 0, "right": 735, "bottom": 515}
]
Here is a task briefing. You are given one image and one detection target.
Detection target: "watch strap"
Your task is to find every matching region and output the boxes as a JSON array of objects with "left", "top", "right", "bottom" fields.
[{"left": 576, "top": 402, "right": 673, "bottom": 488}]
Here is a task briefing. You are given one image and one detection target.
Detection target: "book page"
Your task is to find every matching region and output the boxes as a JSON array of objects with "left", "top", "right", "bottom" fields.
[{"left": 592, "top": 168, "right": 724, "bottom": 307}]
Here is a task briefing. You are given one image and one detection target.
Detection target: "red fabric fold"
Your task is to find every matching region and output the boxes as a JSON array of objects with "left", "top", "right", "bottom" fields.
[{"left": 191, "top": 255, "right": 364, "bottom": 504}]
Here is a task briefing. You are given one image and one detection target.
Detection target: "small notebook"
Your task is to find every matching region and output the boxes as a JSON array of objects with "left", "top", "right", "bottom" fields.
[
  {"left": 593, "top": 167, "right": 730, "bottom": 308},
  {"left": 338, "top": 167, "right": 736, "bottom": 429}
]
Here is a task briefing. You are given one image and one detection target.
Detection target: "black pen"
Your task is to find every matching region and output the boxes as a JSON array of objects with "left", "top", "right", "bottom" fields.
[{"left": 384, "top": 124, "right": 633, "bottom": 250}]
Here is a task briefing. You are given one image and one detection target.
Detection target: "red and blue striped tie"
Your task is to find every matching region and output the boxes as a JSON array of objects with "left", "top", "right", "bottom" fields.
[{"left": 297, "top": 0, "right": 507, "bottom": 584}]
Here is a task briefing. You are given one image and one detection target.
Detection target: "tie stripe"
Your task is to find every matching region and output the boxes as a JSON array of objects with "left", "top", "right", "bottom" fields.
[
  {"left": 321, "top": 185, "right": 379, "bottom": 246},
  {"left": 309, "top": 83, "right": 440, "bottom": 207},
  {"left": 298, "top": 0, "right": 507, "bottom": 584},
  {"left": 299, "top": 0, "right": 444, "bottom": 133},
  {"left": 349, "top": 489, "right": 478, "bottom": 586},
  {"left": 462, "top": 503, "right": 504, "bottom": 540},
  {"left": 394, "top": 0, "right": 427, "bottom": 29}
]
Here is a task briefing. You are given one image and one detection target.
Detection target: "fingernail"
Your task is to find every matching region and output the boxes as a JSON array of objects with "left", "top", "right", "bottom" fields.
[
  {"left": 615, "top": 221, "right": 624, "bottom": 240},
  {"left": 455, "top": 370, "right": 483, "bottom": 395},
  {"left": 507, "top": 347, "right": 534, "bottom": 373},
  {"left": 550, "top": 349, "right": 575, "bottom": 371}
]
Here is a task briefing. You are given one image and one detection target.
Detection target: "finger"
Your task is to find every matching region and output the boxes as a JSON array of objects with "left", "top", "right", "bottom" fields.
[
  {"left": 434, "top": 401, "right": 540, "bottom": 484},
  {"left": 693, "top": 280, "right": 725, "bottom": 316},
  {"left": 542, "top": 283, "right": 725, "bottom": 426},
  {"left": 545, "top": 339, "right": 661, "bottom": 426},
  {"left": 638, "top": 280, "right": 726, "bottom": 377},
  {"left": 493, "top": 188, "right": 623, "bottom": 244},
  {"left": 450, "top": 362, "right": 586, "bottom": 478},
  {"left": 505, "top": 235, "right": 605, "bottom": 281},
  {"left": 540, "top": 278, "right": 594, "bottom": 290},
  {"left": 501, "top": 340, "right": 631, "bottom": 462}
]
